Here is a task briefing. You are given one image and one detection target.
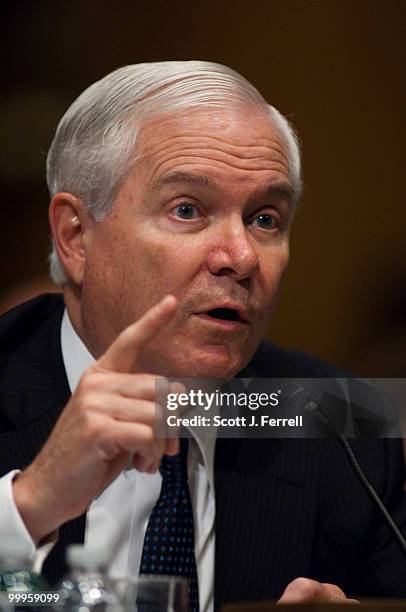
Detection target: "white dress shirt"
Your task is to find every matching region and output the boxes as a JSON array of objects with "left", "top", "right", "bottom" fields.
[{"left": 0, "top": 310, "right": 216, "bottom": 612}]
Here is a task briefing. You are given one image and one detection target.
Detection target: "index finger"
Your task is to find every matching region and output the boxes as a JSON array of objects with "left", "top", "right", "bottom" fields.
[{"left": 97, "top": 295, "right": 177, "bottom": 373}]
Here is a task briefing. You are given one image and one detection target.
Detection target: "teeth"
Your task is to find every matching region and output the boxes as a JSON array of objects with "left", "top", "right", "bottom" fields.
[{"left": 207, "top": 308, "right": 240, "bottom": 321}]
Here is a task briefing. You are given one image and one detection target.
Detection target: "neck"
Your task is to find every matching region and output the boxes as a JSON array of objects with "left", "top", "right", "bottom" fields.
[{"left": 63, "top": 284, "right": 99, "bottom": 359}]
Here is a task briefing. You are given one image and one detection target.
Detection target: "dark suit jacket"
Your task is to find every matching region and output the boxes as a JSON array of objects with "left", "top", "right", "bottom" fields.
[{"left": 1, "top": 294, "right": 406, "bottom": 608}]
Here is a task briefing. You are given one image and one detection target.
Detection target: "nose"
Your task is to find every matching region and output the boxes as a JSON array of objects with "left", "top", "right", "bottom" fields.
[{"left": 206, "top": 218, "right": 260, "bottom": 281}]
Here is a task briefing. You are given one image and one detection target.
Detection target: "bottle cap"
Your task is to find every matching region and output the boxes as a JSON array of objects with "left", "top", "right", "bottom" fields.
[{"left": 66, "top": 544, "right": 110, "bottom": 569}]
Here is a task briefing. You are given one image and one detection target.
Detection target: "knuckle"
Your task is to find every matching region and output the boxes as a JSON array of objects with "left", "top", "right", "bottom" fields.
[
  {"left": 84, "top": 393, "right": 104, "bottom": 412},
  {"left": 120, "top": 326, "right": 135, "bottom": 347},
  {"left": 292, "top": 577, "right": 318, "bottom": 598},
  {"left": 81, "top": 411, "right": 104, "bottom": 438},
  {"left": 76, "top": 389, "right": 100, "bottom": 412},
  {"left": 75, "top": 392, "right": 103, "bottom": 419},
  {"left": 139, "top": 426, "right": 155, "bottom": 445},
  {"left": 135, "top": 373, "right": 167, "bottom": 388},
  {"left": 80, "top": 371, "right": 104, "bottom": 393}
]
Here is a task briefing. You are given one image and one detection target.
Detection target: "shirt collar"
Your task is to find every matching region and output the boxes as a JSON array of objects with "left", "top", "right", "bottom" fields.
[
  {"left": 61, "top": 309, "right": 94, "bottom": 393},
  {"left": 60, "top": 309, "right": 216, "bottom": 490}
]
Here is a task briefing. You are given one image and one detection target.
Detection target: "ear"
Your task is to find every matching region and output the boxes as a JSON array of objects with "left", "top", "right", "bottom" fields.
[{"left": 49, "top": 193, "right": 92, "bottom": 286}]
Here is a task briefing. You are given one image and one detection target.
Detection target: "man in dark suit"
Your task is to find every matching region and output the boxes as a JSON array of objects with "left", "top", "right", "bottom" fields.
[{"left": 1, "top": 61, "right": 405, "bottom": 609}]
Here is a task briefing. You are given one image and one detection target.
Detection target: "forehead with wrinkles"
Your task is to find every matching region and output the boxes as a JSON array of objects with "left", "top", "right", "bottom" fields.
[{"left": 134, "top": 107, "right": 291, "bottom": 186}]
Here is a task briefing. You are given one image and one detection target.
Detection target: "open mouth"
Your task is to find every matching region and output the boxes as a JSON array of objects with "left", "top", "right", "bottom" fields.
[{"left": 203, "top": 308, "right": 246, "bottom": 323}]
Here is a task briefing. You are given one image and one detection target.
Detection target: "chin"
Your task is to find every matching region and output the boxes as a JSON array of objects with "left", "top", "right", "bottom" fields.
[{"left": 171, "top": 345, "right": 245, "bottom": 379}]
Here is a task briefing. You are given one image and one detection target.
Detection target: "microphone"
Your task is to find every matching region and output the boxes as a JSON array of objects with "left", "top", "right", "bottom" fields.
[{"left": 288, "top": 386, "right": 406, "bottom": 558}]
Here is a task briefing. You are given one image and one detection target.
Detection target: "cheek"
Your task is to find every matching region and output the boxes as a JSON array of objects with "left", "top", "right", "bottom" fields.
[
  {"left": 140, "top": 241, "right": 184, "bottom": 276},
  {"left": 133, "top": 229, "right": 208, "bottom": 285},
  {"left": 262, "top": 244, "right": 290, "bottom": 291},
  {"left": 113, "top": 229, "right": 205, "bottom": 307}
]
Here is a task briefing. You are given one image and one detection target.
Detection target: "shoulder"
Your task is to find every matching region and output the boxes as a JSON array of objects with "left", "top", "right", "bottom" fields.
[
  {"left": 242, "top": 341, "right": 406, "bottom": 496},
  {"left": 0, "top": 293, "right": 69, "bottom": 434},
  {"left": 0, "top": 293, "right": 65, "bottom": 357}
]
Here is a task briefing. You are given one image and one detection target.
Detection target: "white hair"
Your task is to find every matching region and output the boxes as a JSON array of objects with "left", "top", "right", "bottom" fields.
[{"left": 47, "top": 61, "right": 302, "bottom": 285}]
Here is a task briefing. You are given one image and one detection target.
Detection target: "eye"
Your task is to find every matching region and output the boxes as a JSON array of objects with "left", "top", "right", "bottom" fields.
[
  {"left": 171, "top": 202, "right": 201, "bottom": 220},
  {"left": 251, "top": 213, "right": 277, "bottom": 230}
]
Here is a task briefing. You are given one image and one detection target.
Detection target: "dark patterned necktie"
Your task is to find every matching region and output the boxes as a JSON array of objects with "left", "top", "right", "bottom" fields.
[{"left": 139, "top": 438, "right": 199, "bottom": 612}]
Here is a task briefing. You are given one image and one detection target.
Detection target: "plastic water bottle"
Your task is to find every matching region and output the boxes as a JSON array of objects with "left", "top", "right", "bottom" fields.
[
  {"left": 0, "top": 537, "right": 48, "bottom": 593},
  {"left": 55, "top": 544, "right": 122, "bottom": 611},
  {"left": 0, "top": 537, "right": 49, "bottom": 611}
]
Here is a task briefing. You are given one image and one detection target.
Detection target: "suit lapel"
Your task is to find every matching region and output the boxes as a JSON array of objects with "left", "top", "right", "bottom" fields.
[
  {"left": 214, "top": 437, "right": 319, "bottom": 608},
  {"left": 213, "top": 342, "right": 323, "bottom": 608}
]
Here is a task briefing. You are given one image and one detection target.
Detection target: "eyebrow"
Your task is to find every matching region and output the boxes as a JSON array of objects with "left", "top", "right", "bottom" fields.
[
  {"left": 247, "top": 182, "right": 294, "bottom": 204},
  {"left": 149, "top": 171, "right": 217, "bottom": 191},
  {"left": 149, "top": 170, "right": 294, "bottom": 208}
]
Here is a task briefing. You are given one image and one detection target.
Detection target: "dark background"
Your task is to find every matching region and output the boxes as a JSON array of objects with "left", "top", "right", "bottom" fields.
[{"left": 1, "top": 0, "right": 405, "bottom": 374}]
